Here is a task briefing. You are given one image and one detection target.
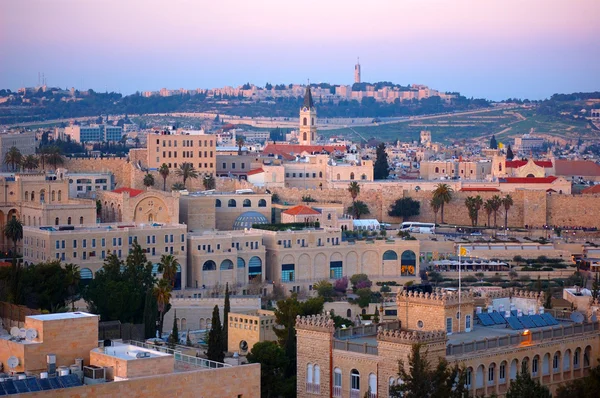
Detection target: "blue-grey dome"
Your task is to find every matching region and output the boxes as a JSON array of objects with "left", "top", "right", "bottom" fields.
[{"left": 233, "top": 211, "right": 269, "bottom": 230}]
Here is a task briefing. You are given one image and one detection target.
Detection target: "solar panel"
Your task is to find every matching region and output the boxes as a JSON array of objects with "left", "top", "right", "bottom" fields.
[
  {"left": 476, "top": 313, "right": 494, "bottom": 326},
  {"left": 490, "top": 312, "right": 506, "bottom": 324},
  {"left": 1, "top": 381, "right": 17, "bottom": 395},
  {"left": 25, "top": 378, "right": 41, "bottom": 392},
  {"left": 530, "top": 314, "right": 547, "bottom": 327},
  {"left": 511, "top": 310, "right": 518, "bottom": 317},
  {"left": 37, "top": 379, "right": 52, "bottom": 391},
  {"left": 507, "top": 316, "right": 524, "bottom": 330},
  {"left": 542, "top": 313, "right": 559, "bottom": 326},
  {"left": 13, "top": 380, "right": 29, "bottom": 393},
  {"left": 48, "top": 377, "right": 62, "bottom": 389},
  {"left": 519, "top": 316, "right": 536, "bottom": 328},
  {"left": 59, "top": 375, "right": 81, "bottom": 388},
  {"left": 0, "top": 383, "right": 6, "bottom": 396}
]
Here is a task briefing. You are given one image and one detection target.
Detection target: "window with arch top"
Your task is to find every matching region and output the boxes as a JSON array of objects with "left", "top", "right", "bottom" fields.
[
  {"left": 215, "top": 199, "right": 221, "bottom": 207},
  {"left": 202, "top": 260, "right": 216, "bottom": 271},
  {"left": 303, "top": 117, "right": 307, "bottom": 126},
  {"left": 258, "top": 199, "right": 267, "bottom": 207},
  {"left": 228, "top": 199, "right": 236, "bottom": 207},
  {"left": 401, "top": 250, "right": 416, "bottom": 276}
]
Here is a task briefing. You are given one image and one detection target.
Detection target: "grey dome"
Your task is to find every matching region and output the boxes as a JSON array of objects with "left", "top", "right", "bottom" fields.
[{"left": 233, "top": 211, "right": 269, "bottom": 230}]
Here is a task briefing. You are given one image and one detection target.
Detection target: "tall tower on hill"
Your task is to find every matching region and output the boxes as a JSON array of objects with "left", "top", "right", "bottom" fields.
[
  {"left": 299, "top": 85, "right": 317, "bottom": 145},
  {"left": 354, "top": 57, "right": 361, "bottom": 83}
]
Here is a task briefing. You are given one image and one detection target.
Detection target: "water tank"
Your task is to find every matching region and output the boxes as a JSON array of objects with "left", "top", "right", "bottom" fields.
[
  {"left": 59, "top": 369, "right": 70, "bottom": 376},
  {"left": 476, "top": 307, "right": 482, "bottom": 314},
  {"left": 539, "top": 306, "right": 545, "bottom": 315},
  {"left": 18, "top": 375, "right": 26, "bottom": 380},
  {"left": 517, "top": 310, "right": 523, "bottom": 317},
  {"left": 75, "top": 358, "right": 84, "bottom": 371},
  {"left": 40, "top": 372, "right": 48, "bottom": 379},
  {"left": 505, "top": 311, "right": 511, "bottom": 318}
]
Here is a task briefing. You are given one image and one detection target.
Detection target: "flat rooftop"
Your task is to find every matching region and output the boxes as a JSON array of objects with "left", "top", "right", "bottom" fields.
[
  {"left": 28, "top": 312, "right": 97, "bottom": 321},
  {"left": 446, "top": 324, "right": 522, "bottom": 346},
  {"left": 95, "top": 343, "right": 171, "bottom": 361},
  {"left": 25, "top": 222, "right": 185, "bottom": 233}
]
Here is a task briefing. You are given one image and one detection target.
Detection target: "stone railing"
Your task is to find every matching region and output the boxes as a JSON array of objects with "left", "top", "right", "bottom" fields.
[
  {"left": 378, "top": 328, "right": 447, "bottom": 345},
  {"left": 334, "top": 321, "right": 399, "bottom": 340},
  {"left": 483, "top": 288, "right": 542, "bottom": 300},
  {"left": 446, "top": 322, "right": 599, "bottom": 357},
  {"left": 296, "top": 314, "right": 335, "bottom": 332},
  {"left": 333, "top": 339, "right": 378, "bottom": 356},
  {"left": 397, "top": 288, "right": 474, "bottom": 306}
]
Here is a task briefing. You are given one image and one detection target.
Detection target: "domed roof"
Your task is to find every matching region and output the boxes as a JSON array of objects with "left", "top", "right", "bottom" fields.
[{"left": 233, "top": 211, "right": 269, "bottom": 230}]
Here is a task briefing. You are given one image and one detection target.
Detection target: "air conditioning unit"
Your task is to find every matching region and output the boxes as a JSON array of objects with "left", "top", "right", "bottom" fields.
[
  {"left": 46, "top": 354, "right": 56, "bottom": 375},
  {"left": 83, "top": 365, "right": 106, "bottom": 385}
]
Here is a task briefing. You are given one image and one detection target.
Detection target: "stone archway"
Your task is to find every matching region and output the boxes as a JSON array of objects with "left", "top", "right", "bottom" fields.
[{"left": 133, "top": 196, "right": 170, "bottom": 224}]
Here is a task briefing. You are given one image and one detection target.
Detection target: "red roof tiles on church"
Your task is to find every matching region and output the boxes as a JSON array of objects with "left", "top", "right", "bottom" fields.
[
  {"left": 500, "top": 176, "right": 558, "bottom": 184},
  {"left": 505, "top": 160, "right": 553, "bottom": 168},
  {"left": 282, "top": 205, "right": 321, "bottom": 216},
  {"left": 247, "top": 168, "right": 264, "bottom": 176},
  {"left": 459, "top": 187, "right": 500, "bottom": 192},
  {"left": 582, "top": 185, "right": 600, "bottom": 194},
  {"left": 554, "top": 160, "right": 600, "bottom": 177},
  {"left": 112, "top": 187, "right": 144, "bottom": 197}
]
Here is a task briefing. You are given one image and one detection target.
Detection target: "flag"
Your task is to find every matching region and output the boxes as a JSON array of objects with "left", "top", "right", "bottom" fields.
[
  {"left": 459, "top": 247, "right": 470, "bottom": 256},
  {"left": 498, "top": 142, "right": 505, "bottom": 149}
]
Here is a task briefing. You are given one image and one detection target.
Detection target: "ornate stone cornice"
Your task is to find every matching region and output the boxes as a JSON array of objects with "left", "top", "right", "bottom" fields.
[
  {"left": 397, "top": 288, "right": 474, "bottom": 306},
  {"left": 377, "top": 328, "right": 447, "bottom": 344},
  {"left": 296, "top": 314, "right": 335, "bottom": 332}
]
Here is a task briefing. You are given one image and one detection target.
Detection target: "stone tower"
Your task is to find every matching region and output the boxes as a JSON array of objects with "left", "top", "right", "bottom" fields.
[
  {"left": 296, "top": 314, "right": 335, "bottom": 397},
  {"left": 354, "top": 57, "right": 361, "bottom": 83},
  {"left": 299, "top": 86, "right": 317, "bottom": 146}
]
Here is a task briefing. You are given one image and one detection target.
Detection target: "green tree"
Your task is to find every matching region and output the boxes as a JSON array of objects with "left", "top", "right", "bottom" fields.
[
  {"left": 490, "top": 135, "right": 498, "bottom": 149},
  {"left": 483, "top": 199, "right": 493, "bottom": 227},
  {"left": 506, "top": 144, "right": 515, "bottom": 160},
  {"left": 175, "top": 162, "right": 198, "bottom": 188},
  {"left": 432, "top": 184, "right": 453, "bottom": 224},
  {"left": 143, "top": 287, "right": 158, "bottom": 339},
  {"left": 464, "top": 196, "right": 478, "bottom": 226},
  {"left": 143, "top": 173, "right": 155, "bottom": 189},
  {"left": 4, "top": 146, "right": 23, "bottom": 171},
  {"left": 64, "top": 263, "right": 81, "bottom": 311},
  {"left": 206, "top": 305, "right": 225, "bottom": 363},
  {"left": 21, "top": 154, "right": 39, "bottom": 171},
  {"left": 171, "top": 182, "right": 185, "bottom": 191},
  {"left": 203, "top": 174, "right": 216, "bottom": 190},
  {"left": 159, "top": 163, "right": 169, "bottom": 191},
  {"left": 347, "top": 200, "right": 370, "bottom": 219},
  {"left": 502, "top": 194, "right": 514, "bottom": 228},
  {"left": 592, "top": 272, "right": 600, "bottom": 300},
  {"left": 158, "top": 254, "right": 179, "bottom": 288},
  {"left": 473, "top": 195, "right": 483, "bottom": 225},
  {"left": 556, "top": 363, "right": 600, "bottom": 398},
  {"left": 544, "top": 287, "right": 553, "bottom": 309},
  {"left": 506, "top": 362, "right": 551, "bottom": 398},
  {"left": 236, "top": 136, "right": 245, "bottom": 155},
  {"left": 223, "top": 282, "right": 231, "bottom": 353},
  {"left": 388, "top": 197, "right": 420, "bottom": 221},
  {"left": 153, "top": 278, "right": 172, "bottom": 336},
  {"left": 356, "top": 288, "right": 373, "bottom": 308},
  {"left": 348, "top": 181, "right": 360, "bottom": 202},
  {"left": 168, "top": 309, "right": 179, "bottom": 347},
  {"left": 313, "top": 280, "right": 335, "bottom": 301},
  {"left": 430, "top": 196, "right": 442, "bottom": 225},
  {"left": 4, "top": 217, "right": 23, "bottom": 259},
  {"left": 373, "top": 307, "right": 380, "bottom": 323},
  {"left": 247, "top": 341, "right": 290, "bottom": 398},
  {"left": 488, "top": 195, "right": 503, "bottom": 228},
  {"left": 373, "top": 142, "right": 390, "bottom": 180},
  {"left": 45, "top": 146, "right": 65, "bottom": 170}
]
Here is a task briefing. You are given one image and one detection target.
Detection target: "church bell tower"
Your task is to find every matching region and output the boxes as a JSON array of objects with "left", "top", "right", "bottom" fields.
[{"left": 299, "top": 85, "right": 317, "bottom": 146}]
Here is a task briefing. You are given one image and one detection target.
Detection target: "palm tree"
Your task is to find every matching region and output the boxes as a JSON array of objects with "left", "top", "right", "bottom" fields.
[
  {"left": 348, "top": 200, "right": 370, "bottom": 219},
  {"left": 175, "top": 162, "right": 198, "bottom": 188},
  {"left": 502, "top": 194, "right": 514, "bottom": 229},
  {"left": 432, "top": 183, "right": 453, "bottom": 224},
  {"left": 203, "top": 174, "right": 216, "bottom": 190},
  {"left": 236, "top": 136, "right": 245, "bottom": 155},
  {"left": 143, "top": 173, "right": 155, "bottom": 189},
  {"left": 21, "top": 155, "right": 39, "bottom": 171},
  {"left": 4, "top": 146, "right": 22, "bottom": 171},
  {"left": 430, "top": 196, "right": 442, "bottom": 225},
  {"left": 473, "top": 195, "right": 483, "bottom": 225},
  {"left": 158, "top": 254, "right": 179, "bottom": 288},
  {"left": 159, "top": 164, "right": 170, "bottom": 191},
  {"left": 348, "top": 181, "right": 360, "bottom": 204},
  {"left": 153, "top": 278, "right": 172, "bottom": 336},
  {"left": 64, "top": 264, "right": 81, "bottom": 311},
  {"left": 172, "top": 182, "right": 185, "bottom": 191},
  {"left": 489, "top": 195, "right": 503, "bottom": 228},
  {"left": 464, "top": 196, "right": 477, "bottom": 226},
  {"left": 4, "top": 217, "right": 23, "bottom": 258},
  {"left": 483, "top": 200, "right": 493, "bottom": 227},
  {"left": 46, "top": 146, "right": 64, "bottom": 170},
  {"left": 38, "top": 146, "right": 49, "bottom": 170}
]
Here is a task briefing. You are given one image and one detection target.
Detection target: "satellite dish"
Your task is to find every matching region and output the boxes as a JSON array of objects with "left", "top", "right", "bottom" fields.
[
  {"left": 10, "top": 327, "right": 20, "bottom": 338},
  {"left": 571, "top": 312, "right": 584, "bottom": 324},
  {"left": 25, "top": 328, "right": 37, "bottom": 341},
  {"left": 18, "top": 329, "right": 27, "bottom": 339},
  {"left": 7, "top": 356, "right": 19, "bottom": 369}
]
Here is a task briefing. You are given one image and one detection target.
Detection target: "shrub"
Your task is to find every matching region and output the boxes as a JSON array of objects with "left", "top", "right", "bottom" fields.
[
  {"left": 462, "top": 275, "right": 478, "bottom": 283},
  {"left": 380, "top": 285, "right": 391, "bottom": 293},
  {"left": 334, "top": 276, "right": 349, "bottom": 293}
]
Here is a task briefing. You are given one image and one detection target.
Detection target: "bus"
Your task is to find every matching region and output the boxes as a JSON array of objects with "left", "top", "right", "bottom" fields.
[{"left": 400, "top": 222, "right": 436, "bottom": 234}]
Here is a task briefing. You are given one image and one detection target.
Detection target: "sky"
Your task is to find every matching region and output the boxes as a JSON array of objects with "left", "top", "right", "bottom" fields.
[{"left": 1, "top": 0, "right": 599, "bottom": 101}]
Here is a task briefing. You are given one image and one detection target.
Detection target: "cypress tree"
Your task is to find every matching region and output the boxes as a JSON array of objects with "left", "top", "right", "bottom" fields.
[
  {"left": 223, "top": 283, "right": 230, "bottom": 353},
  {"left": 506, "top": 144, "right": 515, "bottom": 160},
  {"left": 143, "top": 287, "right": 158, "bottom": 339},
  {"left": 490, "top": 135, "right": 498, "bottom": 149},
  {"left": 206, "top": 305, "right": 225, "bottom": 362},
  {"left": 373, "top": 142, "right": 390, "bottom": 180},
  {"left": 168, "top": 309, "right": 179, "bottom": 347}
]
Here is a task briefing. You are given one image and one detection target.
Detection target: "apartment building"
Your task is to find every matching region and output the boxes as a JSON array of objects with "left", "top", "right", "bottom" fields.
[
  {"left": 23, "top": 222, "right": 188, "bottom": 288},
  {"left": 146, "top": 130, "right": 216, "bottom": 175},
  {"left": 227, "top": 309, "right": 277, "bottom": 354},
  {"left": 419, "top": 160, "right": 493, "bottom": 180},
  {"left": 63, "top": 125, "right": 123, "bottom": 143}
]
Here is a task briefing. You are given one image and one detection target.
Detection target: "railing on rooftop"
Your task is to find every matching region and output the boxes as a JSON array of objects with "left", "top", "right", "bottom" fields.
[
  {"left": 446, "top": 321, "right": 599, "bottom": 357},
  {"left": 334, "top": 321, "right": 399, "bottom": 339},
  {"left": 125, "top": 340, "right": 231, "bottom": 369}
]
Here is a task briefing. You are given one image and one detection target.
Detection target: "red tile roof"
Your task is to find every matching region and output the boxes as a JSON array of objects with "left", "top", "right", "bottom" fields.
[
  {"left": 112, "top": 187, "right": 144, "bottom": 197},
  {"left": 459, "top": 187, "right": 500, "bottom": 192},
  {"left": 283, "top": 205, "right": 321, "bottom": 216},
  {"left": 500, "top": 176, "right": 558, "bottom": 184},
  {"left": 582, "top": 185, "right": 600, "bottom": 194},
  {"left": 263, "top": 144, "right": 346, "bottom": 158},
  {"left": 505, "top": 160, "right": 553, "bottom": 168},
  {"left": 246, "top": 168, "right": 264, "bottom": 176},
  {"left": 554, "top": 160, "right": 600, "bottom": 177}
]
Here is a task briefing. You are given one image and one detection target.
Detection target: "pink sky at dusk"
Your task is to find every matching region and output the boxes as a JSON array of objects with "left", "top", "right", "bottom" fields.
[{"left": 1, "top": 0, "right": 599, "bottom": 100}]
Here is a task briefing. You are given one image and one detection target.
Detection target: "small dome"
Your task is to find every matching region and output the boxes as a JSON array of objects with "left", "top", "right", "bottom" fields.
[{"left": 233, "top": 211, "right": 269, "bottom": 230}]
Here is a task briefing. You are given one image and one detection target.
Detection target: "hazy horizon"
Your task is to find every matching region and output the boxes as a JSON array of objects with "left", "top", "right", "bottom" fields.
[{"left": 1, "top": 0, "right": 599, "bottom": 101}]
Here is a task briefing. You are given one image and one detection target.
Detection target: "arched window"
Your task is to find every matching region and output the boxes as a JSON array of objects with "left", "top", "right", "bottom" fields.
[
  {"left": 333, "top": 368, "right": 342, "bottom": 394},
  {"left": 202, "top": 260, "right": 216, "bottom": 271},
  {"left": 237, "top": 257, "right": 245, "bottom": 268},
  {"left": 401, "top": 250, "right": 417, "bottom": 276},
  {"left": 383, "top": 250, "right": 398, "bottom": 261},
  {"left": 228, "top": 199, "right": 236, "bottom": 207},
  {"left": 346, "top": 309, "right": 351, "bottom": 318},
  {"left": 553, "top": 353, "right": 560, "bottom": 372},
  {"left": 303, "top": 117, "right": 307, "bottom": 126},
  {"left": 303, "top": 132, "right": 307, "bottom": 141},
  {"left": 350, "top": 172, "right": 355, "bottom": 180},
  {"left": 311, "top": 118, "right": 314, "bottom": 126},
  {"left": 248, "top": 256, "right": 262, "bottom": 281},
  {"left": 351, "top": 369, "right": 360, "bottom": 391},
  {"left": 258, "top": 199, "right": 267, "bottom": 207},
  {"left": 181, "top": 318, "right": 187, "bottom": 331},
  {"left": 369, "top": 374, "right": 377, "bottom": 395},
  {"left": 67, "top": 217, "right": 72, "bottom": 225},
  {"left": 314, "top": 365, "right": 320, "bottom": 386},
  {"left": 24, "top": 191, "right": 28, "bottom": 201},
  {"left": 31, "top": 192, "right": 35, "bottom": 201},
  {"left": 336, "top": 174, "right": 340, "bottom": 180},
  {"left": 220, "top": 259, "right": 234, "bottom": 270},
  {"left": 51, "top": 191, "right": 55, "bottom": 201},
  {"left": 435, "top": 167, "right": 439, "bottom": 173},
  {"left": 499, "top": 164, "right": 503, "bottom": 171},
  {"left": 215, "top": 199, "right": 221, "bottom": 208},
  {"left": 58, "top": 190, "right": 62, "bottom": 201},
  {"left": 80, "top": 268, "right": 93, "bottom": 286},
  {"left": 307, "top": 364, "right": 313, "bottom": 384},
  {"left": 319, "top": 171, "right": 323, "bottom": 178},
  {"left": 243, "top": 199, "right": 251, "bottom": 208},
  {"left": 40, "top": 190, "right": 45, "bottom": 202},
  {"left": 55, "top": 217, "right": 59, "bottom": 226},
  {"left": 327, "top": 213, "right": 332, "bottom": 220},
  {"left": 361, "top": 174, "right": 367, "bottom": 180},
  {"left": 79, "top": 217, "right": 84, "bottom": 225}
]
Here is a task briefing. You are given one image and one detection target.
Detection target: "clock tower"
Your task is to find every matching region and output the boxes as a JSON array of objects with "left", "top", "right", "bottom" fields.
[{"left": 299, "top": 85, "right": 317, "bottom": 146}]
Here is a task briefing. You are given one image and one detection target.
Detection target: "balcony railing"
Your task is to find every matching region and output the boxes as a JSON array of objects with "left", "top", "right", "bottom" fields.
[
  {"left": 305, "top": 382, "right": 321, "bottom": 394},
  {"left": 333, "top": 386, "right": 342, "bottom": 397}
]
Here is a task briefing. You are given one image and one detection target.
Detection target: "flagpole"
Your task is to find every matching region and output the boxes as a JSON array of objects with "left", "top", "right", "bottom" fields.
[{"left": 458, "top": 244, "right": 462, "bottom": 334}]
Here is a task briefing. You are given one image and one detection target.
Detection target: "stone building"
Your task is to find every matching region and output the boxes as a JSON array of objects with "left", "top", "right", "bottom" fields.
[
  {"left": 97, "top": 187, "right": 180, "bottom": 224},
  {"left": 227, "top": 309, "right": 277, "bottom": 354},
  {"left": 145, "top": 129, "right": 216, "bottom": 175},
  {"left": 0, "top": 131, "right": 36, "bottom": 171},
  {"left": 296, "top": 289, "right": 600, "bottom": 398}
]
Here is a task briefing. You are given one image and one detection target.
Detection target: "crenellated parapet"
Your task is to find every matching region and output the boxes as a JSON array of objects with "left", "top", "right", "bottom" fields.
[
  {"left": 377, "top": 327, "right": 447, "bottom": 345},
  {"left": 295, "top": 314, "right": 335, "bottom": 333},
  {"left": 484, "top": 288, "right": 541, "bottom": 300},
  {"left": 396, "top": 288, "right": 474, "bottom": 306}
]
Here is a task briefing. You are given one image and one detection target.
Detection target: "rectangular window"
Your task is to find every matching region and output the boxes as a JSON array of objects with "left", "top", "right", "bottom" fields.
[
  {"left": 118, "top": 250, "right": 122, "bottom": 258},
  {"left": 118, "top": 238, "right": 122, "bottom": 246},
  {"left": 181, "top": 234, "right": 185, "bottom": 242},
  {"left": 82, "top": 239, "right": 87, "bottom": 248},
  {"left": 129, "top": 236, "right": 133, "bottom": 245},
  {"left": 102, "top": 238, "right": 106, "bottom": 247},
  {"left": 152, "top": 247, "right": 156, "bottom": 255},
  {"left": 152, "top": 235, "right": 156, "bottom": 244},
  {"left": 73, "top": 240, "right": 77, "bottom": 249},
  {"left": 466, "top": 315, "right": 471, "bottom": 330},
  {"left": 446, "top": 317, "right": 453, "bottom": 334},
  {"left": 281, "top": 264, "right": 295, "bottom": 282},
  {"left": 488, "top": 367, "right": 494, "bottom": 382},
  {"left": 61, "top": 253, "right": 65, "bottom": 261},
  {"left": 113, "top": 238, "right": 117, "bottom": 246},
  {"left": 83, "top": 252, "right": 87, "bottom": 260},
  {"left": 61, "top": 240, "right": 65, "bottom": 249},
  {"left": 165, "top": 235, "right": 169, "bottom": 243},
  {"left": 101, "top": 250, "right": 106, "bottom": 259},
  {"left": 92, "top": 239, "right": 96, "bottom": 248},
  {"left": 532, "top": 358, "right": 538, "bottom": 375},
  {"left": 73, "top": 252, "right": 77, "bottom": 258},
  {"left": 329, "top": 261, "right": 343, "bottom": 279},
  {"left": 170, "top": 234, "right": 174, "bottom": 243},
  {"left": 499, "top": 364, "right": 505, "bottom": 380},
  {"left": 147, "top": 236, "right": 151, "bottom": 244}
]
